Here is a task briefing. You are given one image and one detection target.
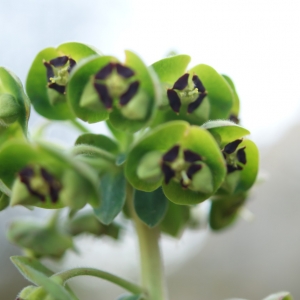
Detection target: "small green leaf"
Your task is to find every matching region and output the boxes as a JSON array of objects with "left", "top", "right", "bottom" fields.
[
  {"left": 65, "top": 212, "right": 120, "bottom": 239},
  {"left": 94, "top": 172, "right": 126, "bottom": 225},
  {"left": 134, "top": 188, "right": 168, "bottom": 227},
  {"left": 262, "top": 292, "right": 292, "bottom": 300},
  {"left": 160, "top": 201, "right": 190, "bottom": 237},
  {"left": 189, "top": 64, "right": 233, "bottom": 120},
  {"left": 11, "top": 256, "right": 53, "bottom": 283},
  {"left": 75, "top": 133, "right": 119, "bottom": 154},
  {"left": 202, "top": 120, "right": 250, "bottom": 147}
]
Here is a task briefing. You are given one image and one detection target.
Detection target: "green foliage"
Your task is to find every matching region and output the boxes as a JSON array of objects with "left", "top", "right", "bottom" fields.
[{"left": 0, "top": 43, "right": 264, "bottom": 300}]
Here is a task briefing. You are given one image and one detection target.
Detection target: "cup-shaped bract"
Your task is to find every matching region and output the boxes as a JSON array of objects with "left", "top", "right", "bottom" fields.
[
  {"left": 67, "top": 50, "right": 160, "bottom": 132},
  {"left": 0, "top": 140, "right": 100, "bottom": 210},
  {"left": 203, "top": 120, "right": 259, "bottom": 195},
  {"left": 125, "top": 121, "right": 227, "bottom": 205},
  {"left": 26, "top": 42, "right": 100, "bottom": 120},
  {"left": 0, "top": 67, "right": 30, "bottom": 135},
  {"left": 151, "top": 55, "right": 234, "bottom": 127}
]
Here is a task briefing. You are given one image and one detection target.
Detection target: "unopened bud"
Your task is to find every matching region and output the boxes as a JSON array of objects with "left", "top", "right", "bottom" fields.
[
  {"left": 0, "top": 93, "right": 21, "bottom": 126},
  {"left": 18, "top": 285, "right": 38, "bottom": 299}
]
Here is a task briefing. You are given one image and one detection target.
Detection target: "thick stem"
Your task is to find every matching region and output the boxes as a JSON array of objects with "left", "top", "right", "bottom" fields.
[
  {"left": 127, "top": 184, "right": 168, "bottom": 300},
  {"left": 52, "top": 267, "right": 143, "bottom": 295}
]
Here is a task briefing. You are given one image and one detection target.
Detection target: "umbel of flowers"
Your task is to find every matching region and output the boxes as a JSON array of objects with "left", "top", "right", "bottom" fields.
[{"left": 0, "top": 43, "right": 286, "bottom": 300}]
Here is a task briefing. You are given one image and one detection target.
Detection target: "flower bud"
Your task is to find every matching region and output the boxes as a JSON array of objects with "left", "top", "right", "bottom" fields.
[
  {"left": 0, "top": 93, "right": 21, "bottom": 126},
  {"left": 17, "top": 285, "right": 38, "bottom": 299}
]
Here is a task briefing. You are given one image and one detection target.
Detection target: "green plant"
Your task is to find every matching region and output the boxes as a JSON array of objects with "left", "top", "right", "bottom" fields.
[{"left": 0, "top": 43, "right": 291, "bottom": 300}]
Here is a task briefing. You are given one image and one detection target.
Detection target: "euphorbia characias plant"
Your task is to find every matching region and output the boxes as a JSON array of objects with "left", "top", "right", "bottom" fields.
[{"left": 0, "top": 42, "right": 292, "bottom": 300}]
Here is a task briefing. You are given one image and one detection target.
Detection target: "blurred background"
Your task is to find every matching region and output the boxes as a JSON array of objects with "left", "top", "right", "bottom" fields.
[{"left": 1, "top": 0, "right": 300, "bottom": 299}]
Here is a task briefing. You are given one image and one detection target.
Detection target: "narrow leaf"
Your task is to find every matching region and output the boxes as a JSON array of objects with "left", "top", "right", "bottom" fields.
[{"left": 94, "top": 172, "right": 126, "bottom": 225}]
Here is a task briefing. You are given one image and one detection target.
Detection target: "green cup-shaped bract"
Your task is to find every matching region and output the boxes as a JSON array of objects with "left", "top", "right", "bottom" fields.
[
  {"left": 151, "top": 55, "right": 234, "bottom": 127},
  {"left": 67, "top": 50, "right": 160, "bottom": 132},
  {"left": 26, "top": 42, "right": 99, "bottom": 120},
  {"left": 0, "top": 67, "right": 30, "bottom": 135},
  {"left": 125, "top": 121, "right": 227, "bottom": 205},
  {"left": 203, "top": 120, "right": 259, "bottom": 195},
  {"left": 0, "top": 140, "right": 100, "bottom": 210}
]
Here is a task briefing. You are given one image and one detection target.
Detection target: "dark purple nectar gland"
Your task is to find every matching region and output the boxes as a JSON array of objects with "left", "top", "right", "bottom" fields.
[
  {"left": 93, "top": 62, "right": 139, "bottom": 110},
  {"left": 18, "top": 166, "right": 62, "bottom": 203},
  {"left": 43, "top": 56, "right": 76, "bottom": 94},
  {"left": 167, "top": 73, "right": 207, "bottom": 114},
  {"left": 222, "top": 139, "right": 247, "bottom": 173},
  {"left": 161, "top": 145, "right": 203, "bottom": 188}
]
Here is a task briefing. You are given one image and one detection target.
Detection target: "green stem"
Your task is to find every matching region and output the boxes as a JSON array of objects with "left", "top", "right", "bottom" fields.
[
  {"left": 127, "top": 184, "right": 168, "bottom": 300},
  {"left": 52, "top": 267, "right": 144, "bottom": 295},
  {"left": 69, "top": 119, "right": 90, "bottom": 134}
]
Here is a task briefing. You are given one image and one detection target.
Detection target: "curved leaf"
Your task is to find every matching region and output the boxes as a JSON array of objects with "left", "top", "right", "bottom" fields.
[
  {"left": 94, "top": 172, "right": 126, "bottom": 225},
  {"left": 134, "top": 188, "right": 168, "bottom": 227}
]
